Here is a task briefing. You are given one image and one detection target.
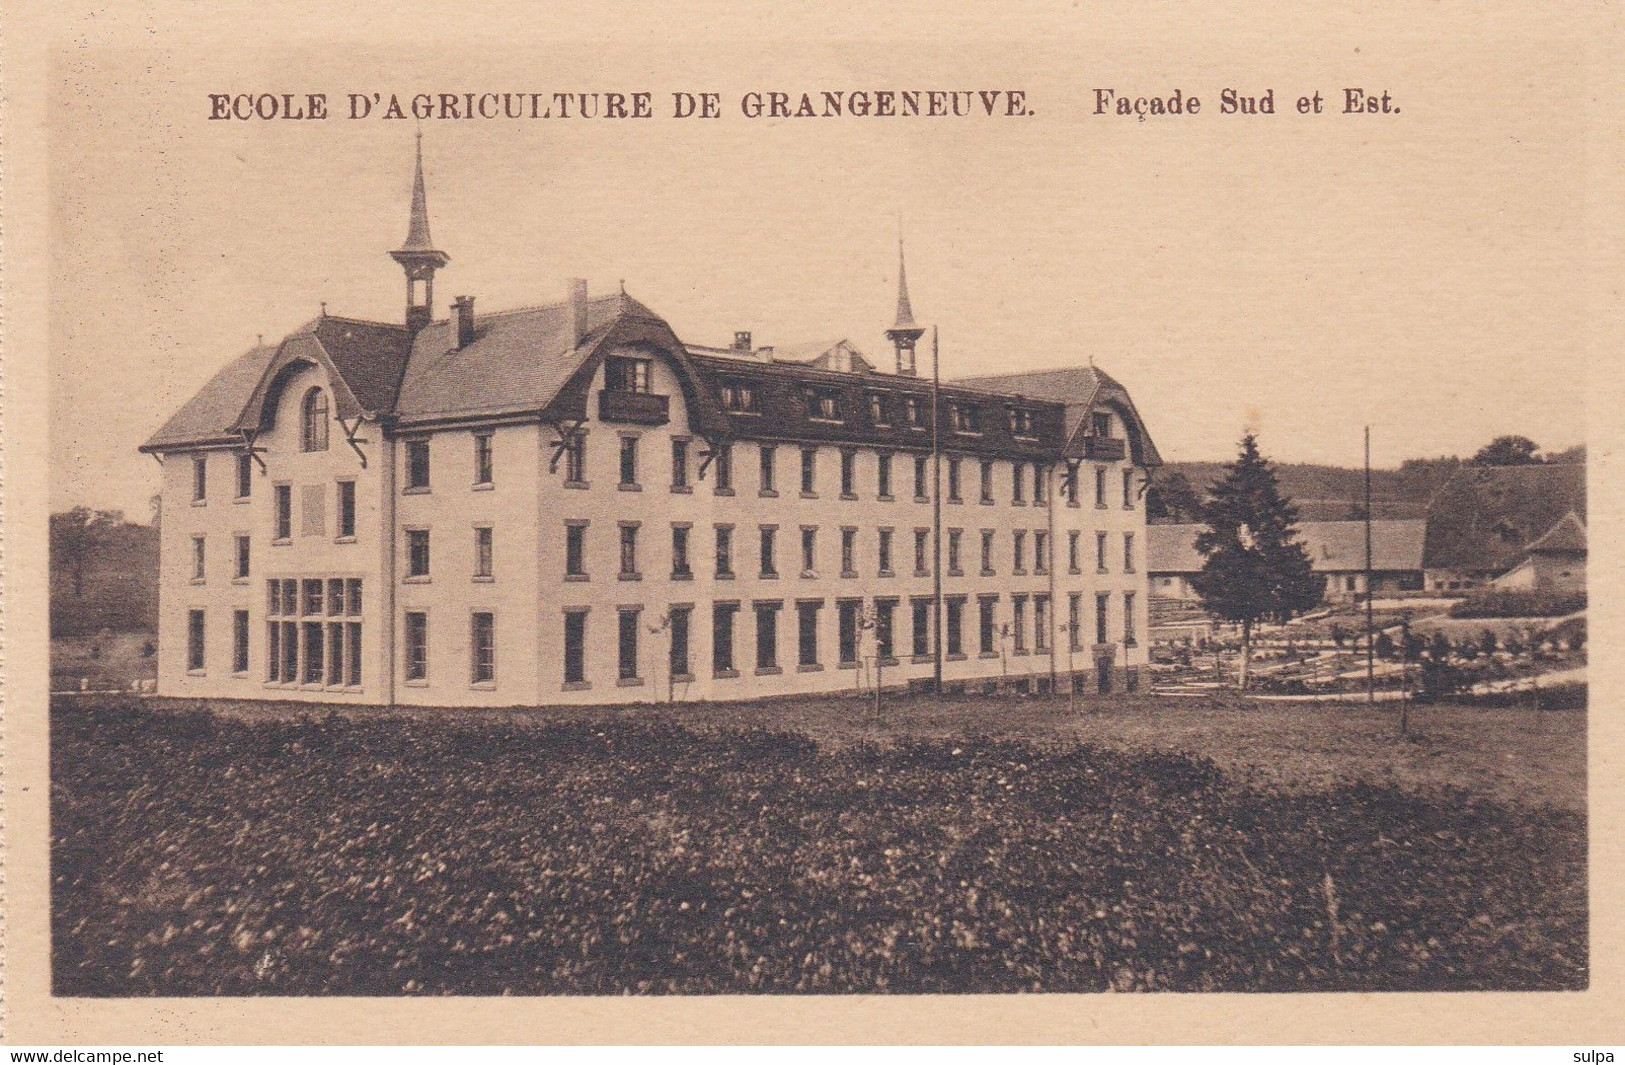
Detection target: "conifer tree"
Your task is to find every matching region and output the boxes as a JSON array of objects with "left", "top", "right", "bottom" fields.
[{"left": 1190, "top": 434, "right": 1322, "bottom": 689}]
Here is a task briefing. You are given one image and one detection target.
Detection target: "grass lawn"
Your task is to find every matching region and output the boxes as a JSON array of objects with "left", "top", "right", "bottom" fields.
[{"left": 52, "top": 694, "right": 1587, "bottom": 995}]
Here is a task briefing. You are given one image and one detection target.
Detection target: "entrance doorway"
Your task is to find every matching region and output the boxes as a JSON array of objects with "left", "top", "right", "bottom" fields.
[{"left": 1095, "top": 657, "right": 1114, "bottom": 695}]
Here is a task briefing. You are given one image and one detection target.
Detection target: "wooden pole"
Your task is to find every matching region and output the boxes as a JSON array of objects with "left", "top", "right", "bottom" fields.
[
  {"left": 1364, "top": 426, "right": 1376, "bottom": 706},
  {"left": 931, "top": 326, "right": 944, "bottom": 695}
]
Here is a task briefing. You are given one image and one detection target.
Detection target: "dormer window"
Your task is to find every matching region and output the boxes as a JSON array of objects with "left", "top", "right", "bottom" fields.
[
  {"left": 869, "top": 392, "right": 888, "bottom": 426},
  {"left": 809, "top": 389, "right": 842, "bottom": 422},
  {"left": 301, "top": 387, "right": 330, "bottom": 452},
  {"left": 1091, "top": 410, "right": 1113, "bottom": 438},
  {"left": 605, "top": 356, "right": 652, "bottom": 394},
  {"left": 951, "top": 403, "right": 982, "bottom": 435},
  {"left": 721, "top": 381, "right": 760, "bottom": 413},
  {"left": 1009, "top": 406, "right": 1035, "bottom": 437},
  {"left": 904, "top": 397, "right": 922, "bottom": 427}
]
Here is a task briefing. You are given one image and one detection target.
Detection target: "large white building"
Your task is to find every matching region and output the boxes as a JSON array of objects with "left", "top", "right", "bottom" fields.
[{"left": 141, "top": 141, "right": 1162, "bottom": 707}]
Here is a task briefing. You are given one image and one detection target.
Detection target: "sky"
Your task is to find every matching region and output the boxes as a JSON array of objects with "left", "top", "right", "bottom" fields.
[{"left": 49, "top": 37, "right": 1589, "bottom": 518}]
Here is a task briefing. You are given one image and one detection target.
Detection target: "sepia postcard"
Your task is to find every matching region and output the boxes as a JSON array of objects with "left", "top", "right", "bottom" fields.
[{"left": 3, "top": 0, "right": 1623, "bottom": 1047}]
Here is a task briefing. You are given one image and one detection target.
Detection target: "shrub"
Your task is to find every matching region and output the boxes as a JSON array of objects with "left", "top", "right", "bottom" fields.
[{"left": 1449, "top": 590, "right": 1586, "bottom": 619}]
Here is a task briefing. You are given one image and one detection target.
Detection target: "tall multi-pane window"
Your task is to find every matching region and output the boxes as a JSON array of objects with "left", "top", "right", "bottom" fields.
[
  {"left": 1013, "top": 530, "right": 1027, "bottom": 573},
  {"left": 712, "top": 603, "right": 738, "bottom": 675},
  {"left": 605, "top": 355, "right": 651, "bottom": 393},
  {"left": 914, "top": 529, "right": 929, "bottom": 575},
  {"left": 234, "top": 534, "right": 250, "bottom": 580},
  {"left": 1012, "top": 595, "right": 1028, "bottom": 653},
  {"left": 840, "top": 528, "right": 857, "bottom": 576},
  {"left": 980, "top": 461, "right": 994, "bottom": 503},
  {"left": 235, "top": 453, "right": 253, "bottom": 499},
  {"left": 1069, "top": 531, "right": 1081, "bottom": 573},
  {"left": 1065, "top": 463, "right": 1079, "bottom": 506},
  {"left": 801, "top": 448, "right": 818, "bottom": 495},
  {"left": 946, "top": 598, "right": 964, "bottom": 657},
  {"left": 715, "top": 525, "right": 734, "bottom": 578},
  {"left": 759, "top": 446, "right": 776, "bottom": 494},
  {"left": 878, "top": 528, "right": 894, "bottom": 574},
  {"left": 303, "top": 618, "right": 325, "bottom": 684},
  {"left": 947, "top": 458, "right": 962, "bottom": 502},
  {"left": 837, "top": 600, "right": 859, "bottom": 666},
  {"left": 474, "top": 526, "right": 494, "bottom": 578},
  {"left": 877, "top": 453, "right": 892, "bottom": 498},
  {"left": 947, "top": 529, "right": 962, "bottom": 574},
  {"left": 619, "top": 436, "right": 639, "bottom": 487},
  {"left": 754, "top": 603, "right": 779, "bottom": 672},
  {"left": 911, "top": 598, "right": 931, "bottom": 658},
  {"left": 192, "top": 456, "right": 208, "bottom": 502},
  {"left": 1123, "top": 469, "right": 1135, "bottom": 508},
  {"left": 274, "top": 484, "right": 292, "bottom": 540},
  {"left": 840, "top": 451, "right": 857, "bottom": 497},
  {"left": 187, "top": 609, "right": 205, "bottom": 671},
  {"left": 669, "top": 607, "right": 692, "bottom": 679},
  {"left": 875, "top": 599, "right": 896, "bottom": 660},
  {"left": 301, "top": 388, "right": 330, "bottom": 452},
  {"left": 981, "top": 530, "right": 995, "bottom": 575},
  {"left": 192, "top": 536, "right": 206, "bottom": 581},
  {"left": 1096, "top": 531, "right": 1109, "bottom": 572},
  {"left": 797, "top": 600, "right": 821, "bottom": 667},
  {"left": 233, "top": 610, "right": 250, "bottom": 674},
  {"left": 1069, "top": 593, "right": 1083, "bottom": 651},
  {"left": 337, "top": 480, "right": 357, "bottom": 538},
  {"left": 1034, "top": 465, "right": 1047, "bottom": 505},
  {"left": 1012, "top": 463, "right": 1026, "bottom": 504},
  {"left": 759, "top": 526, "right": 778, "bottom": 577},
  {"left": 1124, "top": 592, "right": 1138, "bottom": 646},
  {"left": 618, "top": 608, "right": 640, "bottom": 681},
  {"left": 914, "top": 455, "right": 929, "bottom": 500},
  {"left": 474, "top": 433, "right": 494, "bottom": 486},
  {"left": 801, "top": 528, "right": 817, "bottom": 574},
  {"left": 671, "top": 524, "right": 692, "bottom": 578},
  {"left": 1124, "top": 532, "right": 1136, "bottom": 573},
  {"left": 1096, "top": 593, "right": 1110, "bottom": 645},
  {"left": 1095, "top": 466, "right": 1107, "bottom": 508},
  {"left": 1034, "top": 531, "right": 1049, "bottom": 575},
  {"left": 671, "top": 438, "right": 689, "bottom": 490},
  {"left": 713, "top": 443, "right": 733, "bottom": 493},
  {"left": 619, "top": 523, "right": 640, "bottom": 578},
  {"left": 565, "top": 435, "right": 586, "bottom": 484},
  {"left": 563, "top": 609, "right": 587, "bottom": 685},
  {"left": 1034, "top": 595, "right": 1051, "bottom": 653},
  {"left": 406, "top": 529, "right": 431, "bottom": 578},
  {"left": 979, "top": 596, "right": 997, "bottom": 655},
  {"left": 471, "top": 612, "right": 496, "bottom": 684},
  {"left": 406, "top": 440, "right": 431, "bottom": 490},
  {"left": 565, "top": 522, "right": 587, "bottom": 578}
]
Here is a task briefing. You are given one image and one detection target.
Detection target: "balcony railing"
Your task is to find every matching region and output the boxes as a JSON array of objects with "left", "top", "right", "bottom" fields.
[
  {"left": 1083, "top": 435, "right": 1126, "bottom": 461},
  {"left": 599, "top": 389, "right": 670, "bottom": 426}
]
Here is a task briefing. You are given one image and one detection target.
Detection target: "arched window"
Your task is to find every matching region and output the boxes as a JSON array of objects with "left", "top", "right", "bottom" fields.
[{"left": 301, "top": 387, "right": 330, "bottom": 452}]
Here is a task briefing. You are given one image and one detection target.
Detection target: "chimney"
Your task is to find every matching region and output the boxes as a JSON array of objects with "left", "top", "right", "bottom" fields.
[
  {"left": 569, "top": 279, "right": 589, "bottom": 348},
  {"left": 733, "top": 330, "right": 753, "bottom": 352},
  {"left": 453, "top": 295, "right": 476, "bottom": 348}
]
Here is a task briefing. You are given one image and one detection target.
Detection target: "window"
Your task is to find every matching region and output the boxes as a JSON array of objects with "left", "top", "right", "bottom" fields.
[
  {"left": 474, "top": 434, "right": 494, "bottom": 486},
  {"left": 981, "top": 530, "right": 995, "bottom": 575},
  {"left": 1012, "top": 463, "right": 1026, "bottom": 504},
  {"left": 191, "top": 536, "right": 206, "bottom": 581},
  {"left": 605, "top": 355, "right": 651, "bottom": 393},
  {"left": 1124, "top": 532, "right": 1136, "bottom": 573},
  {"left": 947, "top": 458, "right": 961, "bottom": 502},
  {"left": 911, "top": 598, "right": 931, "bottom": 658},
  {"left": 560, "top": 434, "right": 585, "bottom": 485},
  {"left": 1069, "top": 593, "right": 1082, "bottom": 652},
  {"left": 877, "top": 453, "right": 892, "bottom": 498},
  {"left": 619, "top": 523, "right": 640, "bottom": 579},
  {"left": 810, "top": 390, "right": 841, "bottom": 421},
  {"left": 755, "top": 603, "right": 780, "bottom": 672},
  {"left": 1009, "top": 407, "right": 1035, "bottom": 437},
  {"left": 327, "top": 620, "right": 346, "bottom": 686},
  {"left": 1124, "top": 592, "right": 1137, "bottom": 646},
  {"left": 841, "top": 528, "right": 857, "bottom": 576},
  {"left": 406, "top": 529, "right": 431, "bottom": 578},
  {"left": 235, "top": 453, "right": 253, "bottom": 499},
  {"left": 303, "top": 577, "right": 324, "bottom": 616},
  {"left": 837, "top": 600, "right": 859, "bottom": 666},
  {"left": 721, "top": 381, "right": 759, "bottom": 413},
  {"left": 801, "top": 527, "right": 817, "bottom": 574},
  {"left": 1096, "top": 593, "right": 1110, "bottom": 645},
  {"left": 1123, "top": 469, "right": 1135, "bottom": 508},
  {"left": 712, "top": 603, "right": 738, "bottom": 675},
  {"left": 715, "top": 525, "right": 734, "bottom": 578},
  {"left": 904, "top": 396, "right": 922, "bottom": 427},
  {"left": 1034, "top": 466, "right": 1047, "bottom": 505},
  {"left": 801, "top": 448, "right": 818, "bottom": 495},
  {"left": 1013, "top": 530, "right": 1027, "bottom": 573},
  {"left": 914, "top": 455, "right": 929, "bottom": 500},
  {"left": 346, "top": 620, "right": 363, "bottom": 686},
  {"left": 797, "top": 600, "right": 821, "bottom": 667},
  {"left": 471, "top": 612, "right": 496, "bottom": 684},
  {"left": 946, "top": 598, "right": 964, "bottom": 657},
  {"left": 303, "top": 620, "right": 325, "bottom": 684},
  {"left": 875, "top": 599, "right": 896, "bottom": 660},
  {"left": 979, "top": 596, "right": 998, "bottom": 655},
  {"left": 914, "top": 529, "right": 930, "bottom": 575},
  {"left": 840, "top": 451, "right": 856, "bottom": 497},
  {"left": 713, "top": 444, "right": 733, "bottom": 493},
  {"left": 337, "top": 480, "right": 356, "bottom": 539},
  {"left": 980, "top": 461, "right": 994, "bottom": 503},
  {"left": 878, "top": 528, "right": 894, "bottom": 574},
  {"left": 1069, "top": 531, "right": 1081, "bottom": 573},
  {"left": 1035, "top": 595, "right": 1051, "bottom": 653},
  {"left": 1034, "top": 530, "right": 1049, "bottom": 575},
  {"left": 192, "top": 456, "right": 208, "bottom": 502},
  {"left": 760, "top": 526, "right": 778, "bottom": 577},
  {"left": 1092, "top": 411, "right": 1112, "bottom": 438},
  {"left": 947, "top": 529, "right": 963, "bottom": 574},
  {"left": 328, "top": 578, "right": 345, "bottom": 616},
  {"left": 1096, "top": 532, "right": 1109, "bottom": 572},
  {"left": 406, "top": 440, "right": 431, "bottom": 490},
  {"left": 233, "top": 610, "right": 250, "bottom": 674},
  {"left": 1095, "top": 466, "right": 1107, "bottom": 508},
  {"left": 1065, "top": 462, "right": 1079, "bottom": 506},
  {"left": 669, "top": 607, "right": 692, "bottom": 679},
  {"left": 671, "top": 524, "right": 692, "bottom": 578},
  {"left": 869, "top": 392, "right": 888, "bottom": 425},
  {"left": 565, "top": 522, "right": 587, "bottom": 578},
  {"left": 475, "top": 526, "right": 494, "bottom": 578},
  {"left": 234, "top": 534, "right": 250, "bottom": 580},
  {"left": 1013, "top": 595, "right": 1028, "bottom": 653},
  {"left": 618, "top": 608, "right": 640, "bottom": 681},
  {"left": 951, "top": 403, "right": 982, "bottom": 434},
  {"left": 301, "top": 388, "right": 330, "bottom": 452},
  {"left": 563, "top": 610, "right": 587, "bottom": 685},
  {"left": 187, "top": 609, "right": 206, "bottom": 671},
  {"left": 759, "top": 446, "right": 777, "bottom": 494},
  {"left": 671, "top": 438, "right": 690, "bottom": 490},
  {"left": 619, "top": 436, "right": 639, "bottom": 487}
]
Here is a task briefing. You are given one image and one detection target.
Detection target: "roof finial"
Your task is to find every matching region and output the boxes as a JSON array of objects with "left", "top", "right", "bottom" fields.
[
  {"left": 320, "top": 301, "right": 328, "bottom": 317},
  {"left": 619, "top": 278, "right": 627, "bottom": 295},
  {"left": 399, "top": 126, "right": 436, "bottom": 253}
]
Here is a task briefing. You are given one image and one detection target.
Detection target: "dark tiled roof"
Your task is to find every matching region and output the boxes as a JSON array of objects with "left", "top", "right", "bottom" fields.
[
  {"left": 311, "top": 316, "right": 411, "bottom": 415},
  {"left": 1422, "top": 464, "right": 1587, "bottom": 572},
  {"left": 953, "top": 364, "right": 1164, "bottom": 466},
  {"left": 142, "top": 343, "right": 280, "bottom": 450},
  {"left": 1149, "top": 519, "right": 1427, "bottom": 576},
  {"left": 1526, "top": 510, "right": 1586, "bottom": 555}
]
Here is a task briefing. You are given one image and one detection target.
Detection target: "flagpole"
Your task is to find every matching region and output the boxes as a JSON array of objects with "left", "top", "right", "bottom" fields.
[
  {"left": 931, "top": 326, "right": 944, "bottom": 695},
  {"left": 1364, "top": 426, "right": 1376, "bottom": 705}
]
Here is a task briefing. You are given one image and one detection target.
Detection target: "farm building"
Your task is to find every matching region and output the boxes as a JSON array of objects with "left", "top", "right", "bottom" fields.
[
  {"left": 1147, "top": 519, "right": 1427, "bottom": 605},
  {"left": 1491, "top": 510, "right": 1586, "bottom": 594},
  {"left": 138, "top": 138, "right": 1162, "bottom": 707},
  {"left": 1422, "top": 463, "right": 1587, "bottom": 591}
]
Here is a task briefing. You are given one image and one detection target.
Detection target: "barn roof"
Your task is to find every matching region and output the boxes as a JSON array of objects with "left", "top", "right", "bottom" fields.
[{"left": 1422, "top": 463, "right": 1587, "bottom": 573}]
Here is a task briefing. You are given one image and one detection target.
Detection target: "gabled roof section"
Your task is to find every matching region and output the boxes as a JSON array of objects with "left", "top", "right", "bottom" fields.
[
  {"left": 140, "top": 343, "right": 280, "bottom": 452},
  {"left": 1423, "top": 463, "right": 1587, "bottom": 572},
  {"left": 1148, "top": 519, "right": 1427, "bottom": 576},
  {"left": 230, "top": 316, "right": 411, "bottom": 435},
  {"left": 1526, "top": 511, "right": 1587, "bottom": 556},
  {"left": 952, "top": 364, "right": 1163, "bottom": 466}
]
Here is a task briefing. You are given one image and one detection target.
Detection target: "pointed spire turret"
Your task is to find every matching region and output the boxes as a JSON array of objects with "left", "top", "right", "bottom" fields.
[
  {"left": 885, "top": 237, "right": 926, "bottom": 377},
  {"left": 390, "top": 129, "right": 450, "bottom": 337}
]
